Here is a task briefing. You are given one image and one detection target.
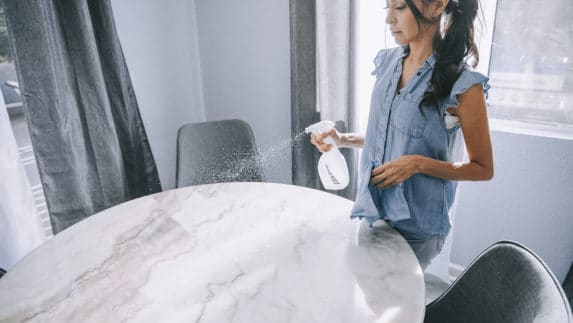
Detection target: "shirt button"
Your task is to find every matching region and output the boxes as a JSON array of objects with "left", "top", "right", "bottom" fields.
[
  {"left": 417, "top": 72, "right": 422, "bottom": 76},
  {"left": 397, "top": 90, "right": 401, "bottom": 95}
]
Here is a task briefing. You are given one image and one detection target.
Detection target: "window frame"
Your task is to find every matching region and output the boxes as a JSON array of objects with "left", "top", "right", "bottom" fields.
[{"left": 478, "top": 0, "right": 573, "bottom": 140}]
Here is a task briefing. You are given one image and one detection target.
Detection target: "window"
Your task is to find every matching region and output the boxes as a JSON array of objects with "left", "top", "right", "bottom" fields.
[
  {"left": 357, "top": 0, "right": 573, "bottom": 139},
  {"left": 0, "top": 4, "right": 53, "bottom": 237},
  {"left": 356, "top": 0, "right": 397, "bottom": 134},
  {"left": 484, "top": 0, "right": 573, "bottom": 138}
]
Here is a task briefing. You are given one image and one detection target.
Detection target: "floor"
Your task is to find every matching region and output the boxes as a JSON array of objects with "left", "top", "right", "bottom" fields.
[{"left": 425, "top": 274, "right": 451, "bottom": 305}]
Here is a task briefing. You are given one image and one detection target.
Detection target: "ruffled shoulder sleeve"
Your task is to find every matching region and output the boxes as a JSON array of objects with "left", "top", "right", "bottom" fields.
[
  {"left": 371, "top": 49, "right": 389, "bottom": 77},
  {"left": 443, "top": 69, "right": 491, "bottom": 110}
]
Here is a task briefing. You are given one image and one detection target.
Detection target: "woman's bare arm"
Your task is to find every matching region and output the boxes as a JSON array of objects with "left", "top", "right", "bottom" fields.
[
  {"left": 311, "top": 129, "right": 364, "bottom": 152},
  {"left": 371, "top": 84, "right": 494, "bottom": 188}
]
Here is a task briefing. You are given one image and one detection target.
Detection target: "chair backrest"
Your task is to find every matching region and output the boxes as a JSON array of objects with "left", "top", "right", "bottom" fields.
[
  {"left": 176, "top": 119, "right": 265, "bottom": 187},
  {"left": 565, "top": 262, "right": 573, "bottom": 310},
  {"left": 425, "top": 241, "right": 573, "bottom": 323}
]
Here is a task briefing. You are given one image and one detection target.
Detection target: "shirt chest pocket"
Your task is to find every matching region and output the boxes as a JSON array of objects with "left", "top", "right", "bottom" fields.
[{"left": 389, "top": 91, "right": 429, "bottom": 138}]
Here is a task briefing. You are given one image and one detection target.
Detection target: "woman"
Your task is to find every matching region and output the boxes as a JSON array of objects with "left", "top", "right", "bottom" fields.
[{"left": 311, "top": 0, "right": 494, "bottom": 270}]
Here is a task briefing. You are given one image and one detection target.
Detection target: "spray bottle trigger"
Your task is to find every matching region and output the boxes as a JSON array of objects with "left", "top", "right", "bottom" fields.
[{"left": 323, "top": 135, "right": 335, "bottom": 146}]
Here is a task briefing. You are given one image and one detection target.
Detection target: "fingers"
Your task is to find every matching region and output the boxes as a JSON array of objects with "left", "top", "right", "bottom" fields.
[
  {"left": 370, "top": 165, "right": 389, "bottom": 184},
  {"left": 310, "top": 133, "right": 333, "bottom": 152},
  {"left": 371, "top": 164, "right": 386, "bottom": 176},
  {"left": 377, "top": 175, "right": 398, "bottom": 189},
  {"left": 319, "top": 128, "right": 337, "bottom": 140},
  {"left": 370, "top": 157, "right": 416, "bottom": 188},
  {"left": 371, "top": 174, "right": 397, "bottom": 189},
  {"left": 310, "top": 127, "right": 341, "bottom": 152},
  {"left": 310, "top": 133, "right": 319, "bottom": 145},
  {"left": 318, "top": 144, "right": 333, "bottom": 153},
  {"left": 370, "top": 167, "right": 401, "bottom": 188}
]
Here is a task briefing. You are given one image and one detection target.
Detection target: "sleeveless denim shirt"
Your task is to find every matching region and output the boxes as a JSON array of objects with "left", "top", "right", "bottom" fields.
[{"left": 350, "top": 46, "right": 490, "bottom": 240}]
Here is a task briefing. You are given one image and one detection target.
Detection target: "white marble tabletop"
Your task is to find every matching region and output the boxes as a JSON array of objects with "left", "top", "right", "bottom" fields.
[{"left": 0, "top": 182, "right": 424, "bottom": 323}]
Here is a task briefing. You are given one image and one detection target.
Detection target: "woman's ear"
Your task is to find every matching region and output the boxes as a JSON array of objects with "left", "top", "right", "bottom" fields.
[{"left": 430, "top": 0, "right": 449, "bottom": 18}]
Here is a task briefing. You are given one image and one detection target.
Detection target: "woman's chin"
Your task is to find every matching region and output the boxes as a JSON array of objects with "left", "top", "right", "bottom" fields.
[
  {"left": 393, "top": 38, "right": 407, "bottom": 46},
  {"left": 391, "top": 34, "right": 407, "bottom": 45}
]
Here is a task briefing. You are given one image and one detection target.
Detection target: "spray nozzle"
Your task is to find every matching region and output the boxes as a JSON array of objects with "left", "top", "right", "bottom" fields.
[{"left": 304, "top": 120, "right": 336, "bottom": 135}]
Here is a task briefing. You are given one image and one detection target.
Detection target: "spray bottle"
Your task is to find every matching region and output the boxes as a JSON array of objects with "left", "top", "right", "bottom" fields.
[{"left": 305, "top": 120, "right": 349, "bottom": 190}]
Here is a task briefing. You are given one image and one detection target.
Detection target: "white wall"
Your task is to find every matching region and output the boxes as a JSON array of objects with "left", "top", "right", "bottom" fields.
[
  {"left": 111, "top": 0, "right": 206, "bottom": 190},
  {"left": 111, "top": 0, "right": 291, "bottom": 185},
  {"left": 194, "top": 0, "right": 292, "bottom": 184},
  {"left": 452, "top": 131, "right": 573, "bottom": 281}
]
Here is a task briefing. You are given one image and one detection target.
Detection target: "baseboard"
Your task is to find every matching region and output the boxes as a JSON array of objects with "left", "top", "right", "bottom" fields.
[{"left": 448, "top": 262, "right": 466, "bottom": 282}]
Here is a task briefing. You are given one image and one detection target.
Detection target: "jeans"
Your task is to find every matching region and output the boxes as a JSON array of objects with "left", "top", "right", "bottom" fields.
[
  {"left": 404, "top": 234, "right": 445, "bottom": 271},
  {"left": 364, "top": 220, "right": 445, "bottom": 271}
]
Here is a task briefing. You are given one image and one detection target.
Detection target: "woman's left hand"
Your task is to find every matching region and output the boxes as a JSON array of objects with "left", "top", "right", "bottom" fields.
[{"left": 370, "top": 155, "right": 422, "bottom": 189}]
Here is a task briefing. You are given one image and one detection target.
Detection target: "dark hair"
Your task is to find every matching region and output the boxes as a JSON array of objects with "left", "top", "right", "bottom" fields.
[{"left": 404, "top": 0, "right": 480, "bottom": 110}]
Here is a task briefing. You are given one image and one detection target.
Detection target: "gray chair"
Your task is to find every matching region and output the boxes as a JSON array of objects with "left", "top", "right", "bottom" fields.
[
  {"left": 424, "top": 241, "right": 573, "bottom": 323},
  {"left": 565, "top": 263, "right": 573, "bottom": 310},
  {"left": 176, "top": 119, "right": 265, "bottom": 187}
]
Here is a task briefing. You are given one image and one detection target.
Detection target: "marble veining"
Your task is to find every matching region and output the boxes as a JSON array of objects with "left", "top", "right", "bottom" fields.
[{"left": 0, "top": 182, "right": 424, "bottom": 322}]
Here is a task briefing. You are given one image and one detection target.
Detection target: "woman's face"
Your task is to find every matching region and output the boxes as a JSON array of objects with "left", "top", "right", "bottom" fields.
[{"left": 385, "top": 0, "right": 425, "bottom": 45}]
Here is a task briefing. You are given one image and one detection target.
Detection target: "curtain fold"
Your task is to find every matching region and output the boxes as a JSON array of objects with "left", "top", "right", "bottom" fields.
[
  {"left": 315, "top": 0, "right": 358, "bottom": 200},
  {"left": 290, "top": 0, "right": 358, "bottom": 200},
  {"left": 290, "top": 0, "right": 320, "bottom": 190},
  {"left": 4, "top": 0, "right": 161, "bottom": 234}
]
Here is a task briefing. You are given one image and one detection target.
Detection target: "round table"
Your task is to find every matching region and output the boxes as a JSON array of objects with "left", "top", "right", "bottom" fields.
[{"left": 0, "top": 182, "right": 425, "bottom": 322}]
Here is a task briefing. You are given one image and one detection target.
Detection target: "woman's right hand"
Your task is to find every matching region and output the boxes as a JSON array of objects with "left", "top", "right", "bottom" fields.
[{"left": 310, "top": 128, "right": 343, "bottom": 153}]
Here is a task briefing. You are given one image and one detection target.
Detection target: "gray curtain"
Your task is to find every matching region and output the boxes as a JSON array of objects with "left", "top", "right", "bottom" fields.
[
  {"left": 290, "top": 0, "right": 320, "bottom": 190},
  {"left": 4, "top": 0, "right": 161, "bottom": 233},
  {"left": 290, "top": 0, "right": 358, "bottom": 200}
]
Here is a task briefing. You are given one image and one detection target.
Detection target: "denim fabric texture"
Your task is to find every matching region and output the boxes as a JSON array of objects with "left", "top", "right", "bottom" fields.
[
  {"left": 405, "top": 235, "right": 445, "bottom": 271},
  {"left": 350, "top": 46, "right": 490, "bottom": 240}
]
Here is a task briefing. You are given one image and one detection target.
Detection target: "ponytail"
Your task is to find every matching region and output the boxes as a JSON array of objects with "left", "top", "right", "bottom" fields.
[{"left": 404, "top": 0, "right": 480, "bottom": 110}]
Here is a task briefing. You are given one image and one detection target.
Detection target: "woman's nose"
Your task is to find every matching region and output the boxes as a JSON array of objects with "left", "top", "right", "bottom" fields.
[{"left": 385, "top": 10, "right": 393, "bottom": 25}]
